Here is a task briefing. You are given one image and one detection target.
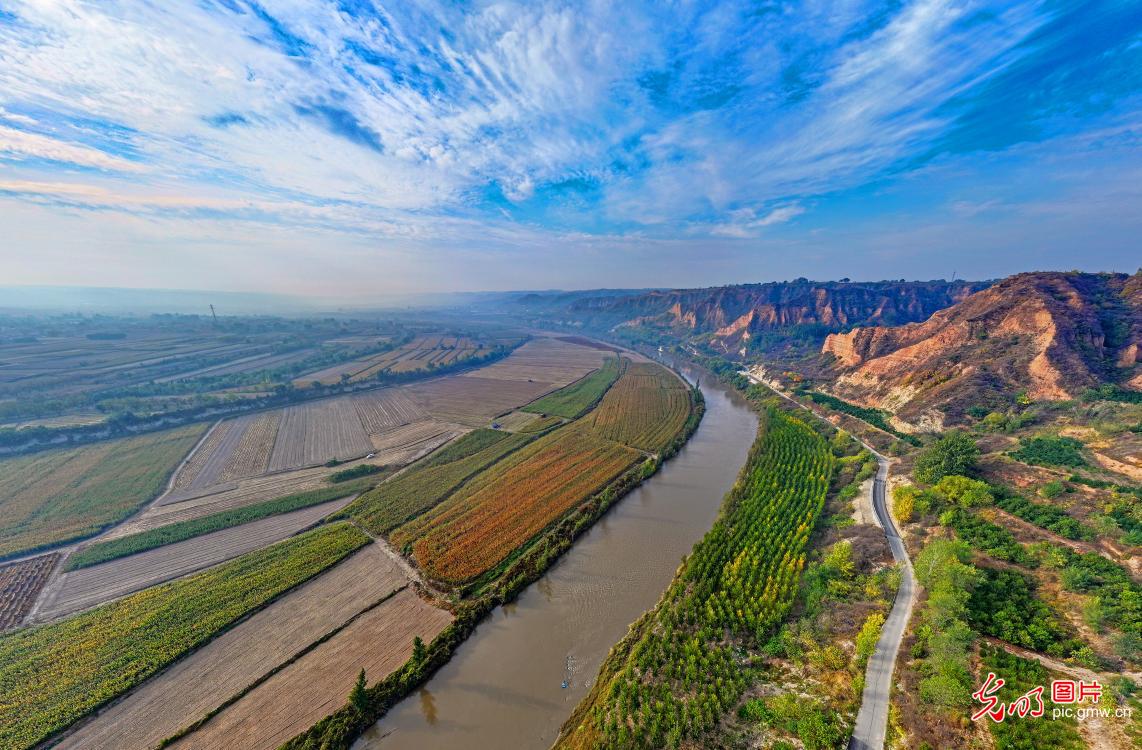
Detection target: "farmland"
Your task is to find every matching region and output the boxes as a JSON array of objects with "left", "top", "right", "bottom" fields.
[
  {"left": 67, "top": 478, "right": 378, "bottom": 570},
  {"left": 172, "top": 412, "right": 280, "bottom": 489},
  {"left": 407, "top": 376, "right": 556, "bottom": 426},
  {"left": 52, "top": 544, "right": 409, "bottom": 750},
  {"left": 268, "top": 398, "right": 373, "bottom": 470},
  {"left": 0, "top": 423, "right": 207, "bottom": 559},
  {"left": 587, "top": 362, "right": 692, "bottom": 452},
  {"left": 522, "top": 355, "right": 624, "bottom": 418},
  {"left": 556, "top": 408, "right": 834, "bottom": 750},
  {"left": 172, "top": 587, "right": 453, "bottom": 750},
  {"left": 294, "top": 334, "right": 488, "bottom": 386},
  {"left": 35, "top": 499, "right": 357, "bottom": 621},
  {"left": 394, "top": 425, "right": 641, "bottom": 583},
  {"left": 351, "top": 387, "right": 427, "bottom": 433},
  {"left": 0, "top": 555, "right": 57, "bottom": 630},
  {"left": 0, "top": 522, "right": 368, "bottom": 749},
  {"left": 343, "top": 428, "right": 537, "bottom": 535}
]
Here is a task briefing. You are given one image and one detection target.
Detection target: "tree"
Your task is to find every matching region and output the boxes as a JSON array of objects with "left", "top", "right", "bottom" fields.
[
  {"left": 914, "top": 431, "right": 979, "bottom": 484},
  {"left": 412, "top": 635, "right": 427, "bottom": 663},
  {"left": 349, "top": 668, "right": 368, "bottom": 715}
]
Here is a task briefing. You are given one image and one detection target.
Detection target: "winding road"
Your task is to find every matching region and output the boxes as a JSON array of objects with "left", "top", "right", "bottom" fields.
[
  {"left": 848, "top": 451, "right": 914, "bottom": 750},
  {"left": 738, "top": 369, "right": 915, "bottom": 750}
]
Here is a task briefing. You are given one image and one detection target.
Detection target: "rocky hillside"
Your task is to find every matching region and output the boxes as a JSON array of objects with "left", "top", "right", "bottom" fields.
[
  {"left": 821, "top": 271, "right": 1142, "bottom": 429},
  {"left": 522, "top": 279, "right": 989, "bottom": 356}
]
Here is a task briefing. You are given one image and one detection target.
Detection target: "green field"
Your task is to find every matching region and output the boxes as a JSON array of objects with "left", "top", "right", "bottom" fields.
[
  {"left": 556, "top": 407, "right": 833, "bottom": 749},
  {"left": 65, "top": 477, "right": 378, "bottom": 570},
  {"left": 522, "top": 356, "right": 624, "bottom": 418},
  {"left": 0, "top": 424, "right": 208, "bottom": 559},
  {"left": 341, "top": 429, "right": 537, "bottom": 535},
  {"left": 0, "top": 522, "right": 367, "bottom": 750}
]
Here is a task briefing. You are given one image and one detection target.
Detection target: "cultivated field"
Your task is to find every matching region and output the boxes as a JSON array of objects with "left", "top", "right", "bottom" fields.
[
  {"left": 394, "top": 425, "right": 640, "bottom": 583},
  {"left": 408, "top": 376, "right": 555, "bottom": 426},
  {"left": 587, "top": 362, "right": 692, "bottom": 452},
  {"left": 34, "top": 498, "right": 354, "bottom": 621},
  {"left": 173, "top": 587, "right": 453, "bottom": 750},
  {"left": 0, "top": 523, "right": 368, "bottom": 750},
  {"left": 0, "top": 424, "right": 208, "bottom": 559},
  {"left": 344, "top": 429, "right": 535, "bottom": 535},
  {"left": 522, "top": 355, "right": 624, "bottom": 418},
  {"left": 112, "top": 465, "right": 355, "bottom": 537},
  {"left": 351, "top": 387, "right": 427, "bottom": 433},
  {"left": 366, "top": 419, "right": 467, "bottom": 462},
  {"left": 465, "top": 336, "right": 609, "bottom": 384},
  {"left": 294, "top": 335, "right": 484, "bottom": 386},
  {"left": 0, "top": 554, "right": 57, "bottom": 630},
  {"left": 52, "top": 543, "right": 408, "bottom": 750},
  {"left": 67, "top": 479, "right": 376, "bottom": 570},
  {"left": 268, "top": 398, "right": 372, "bottom": 471},
  {"left": 494, "top": 410, "right": 545, "bottom": 431}
]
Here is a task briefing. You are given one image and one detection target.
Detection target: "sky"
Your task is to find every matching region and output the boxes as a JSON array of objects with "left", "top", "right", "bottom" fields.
[{"left": 0, "top": 0, "right": 1139, "bottom": 297}]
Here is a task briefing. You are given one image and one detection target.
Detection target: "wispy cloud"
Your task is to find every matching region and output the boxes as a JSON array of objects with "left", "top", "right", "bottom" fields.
[{"left": 0, "top": 0, "right": 1138, "bottom": 292}]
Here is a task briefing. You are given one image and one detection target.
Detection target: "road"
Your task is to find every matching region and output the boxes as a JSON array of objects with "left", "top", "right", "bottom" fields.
[
  {"left": 738, "top": 369, "right": 914, "bottom": 750},
  {"left": 848, "top": 453, "right": 914, "bottom": 750}
]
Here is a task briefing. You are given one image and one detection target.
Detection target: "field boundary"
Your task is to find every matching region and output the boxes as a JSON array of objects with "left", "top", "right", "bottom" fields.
[{"left": 157, "top": 583, "right": 409, "bottom": 748}]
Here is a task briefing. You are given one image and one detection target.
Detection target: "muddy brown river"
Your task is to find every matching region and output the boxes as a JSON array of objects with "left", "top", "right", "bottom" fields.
[{"left": 356, "top": 364, "right": 758, "bottom": 750}]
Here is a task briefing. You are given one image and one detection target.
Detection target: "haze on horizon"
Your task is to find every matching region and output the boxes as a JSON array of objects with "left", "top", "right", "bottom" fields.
[{"left": 1, "top": 0, "right": 1139, "bottom": 297}]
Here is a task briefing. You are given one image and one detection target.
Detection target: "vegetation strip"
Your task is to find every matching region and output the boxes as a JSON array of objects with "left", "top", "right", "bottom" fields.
[
  {"left": 521, "top": 355, "right": 625, "bottom": 418},
  {"left": 339, "top": 428, "right": 538, "bottom": 535},
  {"left": 555, "top": 404, "right": 834, "bottom": 749},
  {"left": 796, "top": 389, "right": 922, "bottom": 446},
  {"left": 65, "top": 478, "right": 379, "bottom": 570},
  {"left": 0, "top": 522, "right": 368, "bottom": 750}
]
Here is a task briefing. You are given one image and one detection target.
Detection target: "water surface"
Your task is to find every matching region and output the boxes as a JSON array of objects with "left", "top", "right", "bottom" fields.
[{"left": 357, "top": 365, "right": 758, "bottom": 750}]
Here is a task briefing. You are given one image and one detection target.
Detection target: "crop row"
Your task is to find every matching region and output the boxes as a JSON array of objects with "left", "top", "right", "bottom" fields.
[
  {"left": 522, "top": 355, "right": 625, "bottom": 418},
  {"left": 0, "top": 555, "right": 58, "bottom": 631},
  {"left": 0, "top": 522, "right": 368, "bottom": 750},
  {"left": 396, "top": 425, "right": 640, "bottom": 584},
  {"left": 587, "top": 363, "right": 692, "bottom": 452},
  {"left": 0, "top": 423, "right": 208, "bottom": 560},
  {"left": 558, "top": 407, "right": 834, "bottom": 749},
  {"left": 341, "top": 429, "right": 536, "bottom": 535}
]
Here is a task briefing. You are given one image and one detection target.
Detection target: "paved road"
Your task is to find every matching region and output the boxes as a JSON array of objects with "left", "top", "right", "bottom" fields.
[
  {"left": 848, "top": 453, "right": 914, "bottom": 750},
  {"left": 736, "top": 370, "right": 914, "bottom": 750}
]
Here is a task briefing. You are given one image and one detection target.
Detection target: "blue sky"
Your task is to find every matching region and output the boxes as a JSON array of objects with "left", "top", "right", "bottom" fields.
[{"left": 0, "top": 0, "right": 1139, "bottom": 297}]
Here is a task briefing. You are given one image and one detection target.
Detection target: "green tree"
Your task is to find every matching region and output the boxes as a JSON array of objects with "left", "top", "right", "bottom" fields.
[
  {"left": 349, "top": 668, "right": 368, "bottom": 715},
  {"left": 412, "top": 635, "right": 427, "bottom": 663},
  {"left": 914, "top": 432, "right": 979, "bottom": 484}
]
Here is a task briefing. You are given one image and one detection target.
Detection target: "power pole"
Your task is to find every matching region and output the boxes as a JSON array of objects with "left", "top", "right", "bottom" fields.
[{"left": 210, "top": 304, "right": 218, "bottom": 324}]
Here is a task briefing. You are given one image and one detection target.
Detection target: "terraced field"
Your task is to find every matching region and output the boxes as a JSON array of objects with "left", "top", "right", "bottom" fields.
[
  {"left": 52, "top": 544, "right": 409, "bottom": 750},
  {"left": 35, "top": 498, "right": 354, "bottom": 621},
  {"left": 0, "top": 424, "right": 208, "bottom": 559},
  {"left": 172, "top": 587, "right": 453, "bottom": 750},
  {"left": 365, "top": 419, "right": 466, "bottom": 462},
  {"left": 0, "top": 555, "right": 57, "bottom": 630}
]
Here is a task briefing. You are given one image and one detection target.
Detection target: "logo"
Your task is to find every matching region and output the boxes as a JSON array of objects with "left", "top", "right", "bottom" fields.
[{"left": 972, "top": 674, "right": 1116, "bottom": 723}]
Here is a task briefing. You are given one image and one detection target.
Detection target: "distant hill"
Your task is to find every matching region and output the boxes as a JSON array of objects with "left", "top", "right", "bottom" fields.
[
  {"left": 821, "top": 271, "right": 1142, "bottom": 429},
  {"left": 509, "top": 279, "right": 990, "bottom": 357}
]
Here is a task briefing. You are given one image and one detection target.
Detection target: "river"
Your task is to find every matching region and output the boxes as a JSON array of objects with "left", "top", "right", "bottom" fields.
[{"left": 356, "top": 365, "right": 759, "bottom": 750}]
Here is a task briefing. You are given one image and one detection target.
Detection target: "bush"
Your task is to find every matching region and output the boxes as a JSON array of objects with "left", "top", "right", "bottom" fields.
[
  {"left": 1009, "top": 436, "right": 1086, "bottom": 468},
  {"left": 328, "top": 464, "right": 385, "bottom": 482},
  {"left": 914, "top": 432, "right": 979, "bottom": 484},
  {"left": 931, "top": 475, "right": 993, "bottom": 508},
  {"left": 893, "top": 484, "right": 917, "bottom": 522}
]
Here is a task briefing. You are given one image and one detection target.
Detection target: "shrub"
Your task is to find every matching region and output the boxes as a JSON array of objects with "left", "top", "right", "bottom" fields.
[
  {"left": 1009, "top": 436, "right": 1086, "bottom": 468},
  {"left": 914, "top": 432, "right": 979, "bottom": 484}
]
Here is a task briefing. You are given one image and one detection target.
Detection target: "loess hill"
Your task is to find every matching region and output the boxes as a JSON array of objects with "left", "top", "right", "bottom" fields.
[{"left": 820, "top": 271, "right": 1142, "bottom": 428}]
